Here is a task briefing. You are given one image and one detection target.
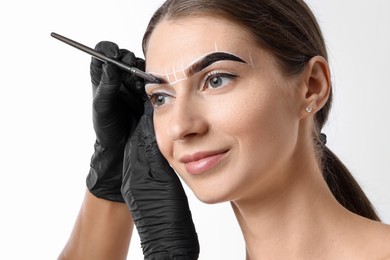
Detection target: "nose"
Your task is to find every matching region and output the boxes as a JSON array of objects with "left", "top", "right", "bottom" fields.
[{"left": 167, "top": 96, "right": 208, "bottom": 142}]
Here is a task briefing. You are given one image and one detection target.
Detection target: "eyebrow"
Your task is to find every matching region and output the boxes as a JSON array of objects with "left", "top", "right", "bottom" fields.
[{"left": 150, "top": 52, "right": 247, "bottom": 84}]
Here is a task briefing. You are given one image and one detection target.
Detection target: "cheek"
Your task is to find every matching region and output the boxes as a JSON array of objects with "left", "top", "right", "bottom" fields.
[
  {"left": 209, "top": 84, "right": 278, "bottom": 138},
  {"left": 213, "top": 82, "right": 297, "bottom": 159}
]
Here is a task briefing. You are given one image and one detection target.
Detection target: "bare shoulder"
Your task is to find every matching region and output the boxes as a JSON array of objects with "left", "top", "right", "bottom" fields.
[
  {"left": 357, "top": 217, "right": 390, "bottom": 259},
  {"left": 375, "top": 222, "right": 390, "bottom": 259}
]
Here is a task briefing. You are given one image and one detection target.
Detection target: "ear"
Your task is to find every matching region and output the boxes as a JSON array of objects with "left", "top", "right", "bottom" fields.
[{"left": 299, "top": 56, "right": 331, "bottom": 118}]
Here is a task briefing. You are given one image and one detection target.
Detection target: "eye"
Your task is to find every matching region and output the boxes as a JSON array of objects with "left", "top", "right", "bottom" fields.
[
  {"left": 204, "top": 72, "right": 237, "bottom": 90},
  {"left": 148, "top": 93, "right": 172, "bottom": 108}
]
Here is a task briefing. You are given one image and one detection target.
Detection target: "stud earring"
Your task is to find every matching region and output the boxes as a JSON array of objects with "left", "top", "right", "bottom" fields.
[{"left": 306, "top": 106, "right": 312, "bottom": 113}]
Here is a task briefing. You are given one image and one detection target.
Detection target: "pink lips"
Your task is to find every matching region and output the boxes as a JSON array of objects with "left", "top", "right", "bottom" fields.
[{"left": 180, "top": 150, "right": 228, "bottom": 175}]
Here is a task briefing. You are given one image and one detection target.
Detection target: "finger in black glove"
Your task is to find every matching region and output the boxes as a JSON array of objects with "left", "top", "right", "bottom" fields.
[
  {"left": 87, "top": 41, "right": 145, "bottom": 202},
  {"left": 122, "top": 102, "right": 200, "bottom": 259}
]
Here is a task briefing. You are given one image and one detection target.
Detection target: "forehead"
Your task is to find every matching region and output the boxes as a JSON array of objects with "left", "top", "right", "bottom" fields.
[{"left": 145, "top": 16, "right": 256, "bottom": 71}]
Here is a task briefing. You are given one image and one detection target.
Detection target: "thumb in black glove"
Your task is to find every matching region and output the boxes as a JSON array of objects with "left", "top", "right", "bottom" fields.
[{"left": 122, "top": 102, "right": 200, "bottom": 259}]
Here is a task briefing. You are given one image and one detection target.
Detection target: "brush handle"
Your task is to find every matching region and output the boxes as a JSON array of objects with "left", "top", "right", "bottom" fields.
[{"left": 51, "top": 32, "right": 159, "bottom": 84}]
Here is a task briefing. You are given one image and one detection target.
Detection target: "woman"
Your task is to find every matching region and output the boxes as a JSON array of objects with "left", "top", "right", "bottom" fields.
[
  {"left": 60, "top": 0, "right": 390, "bottom": 259},
  {"left": 142, "top": 0, "right": 390, "bottom": 257}
]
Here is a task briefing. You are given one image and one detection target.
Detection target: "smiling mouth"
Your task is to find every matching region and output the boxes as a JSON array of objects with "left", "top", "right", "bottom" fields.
[{"left": 181, "top": 150, "right": 228, "bottom": 175}]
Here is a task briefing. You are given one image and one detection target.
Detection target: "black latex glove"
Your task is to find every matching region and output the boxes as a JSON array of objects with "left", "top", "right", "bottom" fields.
[
  {"left": 86, "top": 41, "right": 145, "bottom": 202},
  {"left": 122, "top": 102, "right": 200, "bottom": 259}
]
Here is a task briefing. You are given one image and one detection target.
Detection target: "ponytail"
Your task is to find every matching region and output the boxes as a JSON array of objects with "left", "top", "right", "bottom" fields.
[{"left": 321, "top": 146, "right": 380, "bottom": 221}]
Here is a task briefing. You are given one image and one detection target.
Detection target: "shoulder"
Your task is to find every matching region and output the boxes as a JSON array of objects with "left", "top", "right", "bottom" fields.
[
  {"left": 355, "top": 217, "right": 390, "bottom": 259},
  {"left": 374, "top": 222, "right": 390, "bottom": 259}
]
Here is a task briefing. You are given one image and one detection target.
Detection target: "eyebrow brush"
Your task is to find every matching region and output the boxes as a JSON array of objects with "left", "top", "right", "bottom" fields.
[{"left": 51, "top": 32, "right": 160, "bottom": 84}]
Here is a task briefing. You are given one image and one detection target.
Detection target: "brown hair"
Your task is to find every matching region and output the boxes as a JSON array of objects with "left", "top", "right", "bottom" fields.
[{"left": 142, "top": 0, "right": 380, "bottom": 221}]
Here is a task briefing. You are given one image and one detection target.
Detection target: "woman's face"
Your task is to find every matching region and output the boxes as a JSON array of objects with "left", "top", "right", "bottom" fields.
[{"left": 145, "top": 16, "right": 304, "bottom": 204}]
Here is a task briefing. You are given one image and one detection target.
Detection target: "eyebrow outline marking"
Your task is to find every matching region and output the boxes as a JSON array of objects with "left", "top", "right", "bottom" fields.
[
  {"left": 214, "top": 42, "right": 219, "bottom": 52},
  {"left": 148, "top": 51, "right": 247, "bottom": 84},
  {"left": 181, "top": 63, "right": 188, "bottom": 79},
  {"left": 248, "top": 50, "right": 255, "bottom": 69},
  {"left": 172, "top": 66, "right": 178, "bottom": 81},
  {"left": 165, "top": 68, "right": 170, "bottom": 82}
]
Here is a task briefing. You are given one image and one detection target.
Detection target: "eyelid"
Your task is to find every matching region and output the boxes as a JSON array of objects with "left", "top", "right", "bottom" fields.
[
  {"left": 144, "top": 84, "right": 155, "bottom": 95},
  {"left": 201, "top": 70, "right": 238, "bottom": 89},
  {"left": 145, "top": 83, "right": 166, "bottom": 94},
  {"left": 149, "top": 92, "right": 175, "bottom": 108},
  {"left": 145, "top": 84, "right": 176, "bottom": 99}
]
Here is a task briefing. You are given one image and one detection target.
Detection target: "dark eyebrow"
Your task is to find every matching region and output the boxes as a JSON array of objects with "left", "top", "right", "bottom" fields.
[
  {"left": 188, "top": 52, "right": 247, "bottom": 77},
  {"left": 148, "top": 52, "right": 247, "bottom": 84}
]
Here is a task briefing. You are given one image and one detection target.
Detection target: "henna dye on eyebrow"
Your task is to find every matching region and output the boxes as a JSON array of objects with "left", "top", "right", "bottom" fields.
[
  {"left": 189, "top": 52, "right": 247, "bottom": 75},
  {"left": 148, "top": 51, "right": 247, "bottom": 85}
]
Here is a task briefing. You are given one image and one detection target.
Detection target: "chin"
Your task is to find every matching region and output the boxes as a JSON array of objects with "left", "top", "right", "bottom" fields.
[
  {"left": 176, "top": 168, "right": 235, "bottom": 204},
  {"left": 192, "top": 188, "right": 232, "bottom": 205}
]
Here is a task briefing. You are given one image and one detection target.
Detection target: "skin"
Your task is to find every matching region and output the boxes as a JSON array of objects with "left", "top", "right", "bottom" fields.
[
  {"left": 145, "top": 16, "right": 390, "bottom": 259},
  {"left": 58, "top": 191, "right": 133, "bottom": 260}
]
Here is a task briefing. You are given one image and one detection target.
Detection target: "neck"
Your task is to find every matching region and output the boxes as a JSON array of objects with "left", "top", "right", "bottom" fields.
[{"left": 231, "top": 152, "right": 349, "bottom": 259}]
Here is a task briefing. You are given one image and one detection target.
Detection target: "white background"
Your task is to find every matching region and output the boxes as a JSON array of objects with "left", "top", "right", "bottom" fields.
[{"left": 0, "top": 0, "right": 389, "bottom": 259}]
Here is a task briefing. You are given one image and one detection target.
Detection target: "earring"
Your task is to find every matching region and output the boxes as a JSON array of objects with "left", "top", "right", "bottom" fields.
[{"left": 305, "top": 106, "right": 312, "bottom": 113}]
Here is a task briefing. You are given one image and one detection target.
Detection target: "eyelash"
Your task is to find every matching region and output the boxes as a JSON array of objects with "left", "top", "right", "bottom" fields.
[
  {"left": 148, "top": 92, "right": 171, "bottom": 108},
  {"left": 147, "top": 71, "right": 238, "bottom": 108},
  {"left": 202, "top": 71, "right": 238, "bottom": 90}
]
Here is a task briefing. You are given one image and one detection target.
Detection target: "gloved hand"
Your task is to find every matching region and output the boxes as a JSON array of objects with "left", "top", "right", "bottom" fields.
[
  {"left": 86, "top": 41, "right": 145, "bottom": 202},
  {"left": 122, "top": 102, "right": 200, "bottom": 259}
]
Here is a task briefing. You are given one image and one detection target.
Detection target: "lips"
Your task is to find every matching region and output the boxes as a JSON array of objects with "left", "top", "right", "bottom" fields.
[{"left": 180, "top": 150, "right": 228, "bottom": 175}]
